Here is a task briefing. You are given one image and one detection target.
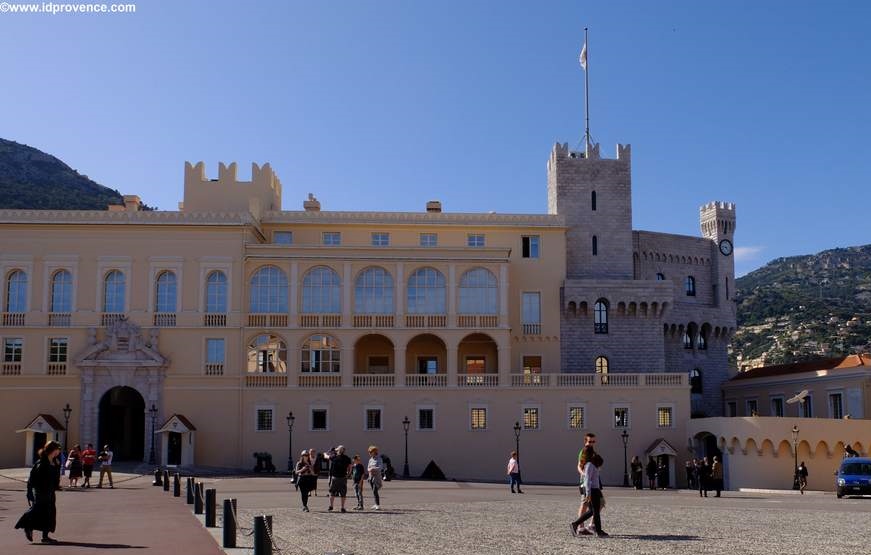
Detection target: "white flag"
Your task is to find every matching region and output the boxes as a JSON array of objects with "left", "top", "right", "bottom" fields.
[{"left": 579, "top": 42, "right": 587, "bottom": 70}]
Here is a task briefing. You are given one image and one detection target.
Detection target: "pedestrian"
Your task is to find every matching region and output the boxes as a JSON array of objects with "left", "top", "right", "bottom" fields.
[
  {"left": 571, "top": 453, "right": 608, "bottom": 538},
  {"left": 16, "top": 440, "right": 62, "bottom": 544},
  {"left": 685, "top": 459, "right": 695, "bottom": 489},
  {"left": 351, "top": 455, "right": 366, "bottom": 510},
  {"left": 630, "top": 456, "right": 643, "bottom": 490},
  {"left": 295, "top": 451, "right": 316, "bottom": 512},
  {"left": 711, "top": 456, "right": 723, "bottom": 497},
  {"left": 645, "top": 456, "right": 657, "bottom": 490},
  {"left": 367, "top": 445, "right": 384, "bottom": 510},
  {"left": 506, "top": 451, "right": 523, "bottom": 493},
  {"left": 575, "top": 434, "right": 597, "bottom": 529},
  {"left": 308, "top": 449, "right": 321, "bottom": 497},
  {"left": 844, "top": 444, "right": 859, "bottom": 458},
  {"left": 81, "top": 443, "right": 97, "bottom": 488},
  {"left": 97, "top": 444, "right": 113, "bottom": 488},
  {"left": 328, "top": 446, "right": 352, "bottom": 513},
  {"left": 657, "top": 459, "right": 668, "bottom": 489},
  {"left": 698, "top": 457, "right": 710, "bottom": 497},
  {"left": 66, "top": 444, "right": 83, "bottom": 488},
  {"left": 798, "top": 461, "right": 809, "bottom": 494}
]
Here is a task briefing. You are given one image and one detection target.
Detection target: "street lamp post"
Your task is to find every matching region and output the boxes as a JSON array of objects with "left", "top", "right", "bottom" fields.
[
  {"left": 621, "top": 429, "right": 630, "bottom": 487},
  {"left": 513, "top": 421, "right": 521, "bottom": 460},
  {"left": 62, "top": 403, "right": 72, "bottom": 445},
  {"left": 792, "top": 425, "right": 800, "bottom": 490},
  {"left": 148, "top": 404, "right": 158, "bottom": 465},
  {"left": 402, "top": 416, "right": 411, "bottom": 478},
  {"left": 286, "top": 411, "right": 295, "bottom": 473}
]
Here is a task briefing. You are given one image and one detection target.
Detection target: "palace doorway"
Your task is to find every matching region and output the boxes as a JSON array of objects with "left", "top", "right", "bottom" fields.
[{"left": 98, "top": 386, "right": 145, "bottom": 461}]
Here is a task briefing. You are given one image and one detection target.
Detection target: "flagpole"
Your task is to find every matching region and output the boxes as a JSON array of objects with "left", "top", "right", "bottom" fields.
[{"left": 583, "top": 27, "right": 590, "bottom": 154}]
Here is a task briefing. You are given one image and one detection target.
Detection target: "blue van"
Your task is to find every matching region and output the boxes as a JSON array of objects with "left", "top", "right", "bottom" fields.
[{"left": 836, "top": 457, "right": 871, "bottom": 498}]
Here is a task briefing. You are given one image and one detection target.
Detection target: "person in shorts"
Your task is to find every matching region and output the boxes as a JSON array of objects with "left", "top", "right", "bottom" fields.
[
  {"left": 97, "top": 445, "right": 113, "bottom": 488},
  {"left": 80, "top": 444, "right": 97, "bottom": 488},
  {"left": 327, "top": 445, "right": 352, "bottom": 512}
]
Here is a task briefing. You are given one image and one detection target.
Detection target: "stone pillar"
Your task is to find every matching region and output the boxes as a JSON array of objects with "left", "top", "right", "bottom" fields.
[
  {"left": 289, "top": 262, "right": 298, "bottom": 326},
  {"left": 395, "top": 263, "right": 404, "bottom": 328},
  {"left": 497, "top": 343, "right": 511, "bottom": 387},
  {"left": 341, "top": 347, "right": 354, "bottom": 387},
  {"left": 447, "top": 345, "right": 458, "bottom": 388},
  {"left": 499, "top": 264, "right": 509, "bottom": 328},
  {"left": 395, "top": 347, "right": 406, "bottom": 387},
  {"left": 342, "top": 262, "right": 352, "bottom": 328},
  {"left": 448, "top": 264, "right": 456, "bottom": 327}
]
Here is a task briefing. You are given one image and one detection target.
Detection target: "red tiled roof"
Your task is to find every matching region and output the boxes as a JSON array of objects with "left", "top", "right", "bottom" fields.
[{"left": 732, "top": 354, "right": 869, "bottom": 381}]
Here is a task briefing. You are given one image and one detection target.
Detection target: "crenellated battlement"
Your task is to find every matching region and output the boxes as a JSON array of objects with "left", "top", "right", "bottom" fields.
[
  {"left": 547, "top": 142, "right": 631, "bottom": 172},
  {"left": 182, "top": 161, "right": 282, "bottom": 215},
  {"left": 700, "top": 200, "right": 737, "bottom": 240},
  {"left": 700, "top": 201, "right": 735, "bottom": 212}
]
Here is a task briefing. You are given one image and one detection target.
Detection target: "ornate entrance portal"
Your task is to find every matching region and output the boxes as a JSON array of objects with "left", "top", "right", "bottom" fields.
[
  {"left": 98, "top": 386, "right": 145, "bottom": 461},
  {"left": 76, "top": 318, "right": 168, "bottom": 463}
]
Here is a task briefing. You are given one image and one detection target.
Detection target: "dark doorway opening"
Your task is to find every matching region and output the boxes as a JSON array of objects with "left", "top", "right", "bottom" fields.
[
  {"left": 32, "top": 432, "right": 46, "bottom": 463},
  {"left": 167, "top": 432, "right": 182, "bottom": 466},
  {"left": 98, "top": 386, "right": 145, "bottom": 461},
  {"left": 656, "top": 454, "right": 670, "bottom": 488}
]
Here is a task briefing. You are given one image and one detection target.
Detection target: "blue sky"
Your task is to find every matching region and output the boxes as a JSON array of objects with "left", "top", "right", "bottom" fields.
[{"left": 2, "top": 0, "right": 869, "bottom": 276}]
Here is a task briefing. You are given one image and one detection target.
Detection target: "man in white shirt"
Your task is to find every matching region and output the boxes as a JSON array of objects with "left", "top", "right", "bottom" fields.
[
  {"left": 97, "top": 445, "right": 113, "bottom": 488},
  {"left": 571, "top": 453, "right": 608, "bottom": 537}
]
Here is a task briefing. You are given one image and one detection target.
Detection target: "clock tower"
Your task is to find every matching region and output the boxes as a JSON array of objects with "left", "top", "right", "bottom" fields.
[{"left": 700, "top": 201, "right": 736, "bottom": 308}]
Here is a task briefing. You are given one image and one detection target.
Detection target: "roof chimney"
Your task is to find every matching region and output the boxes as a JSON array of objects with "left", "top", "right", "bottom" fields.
[
  {"left": 123, "top": 195, "right": 141, "bottom": 212},
  {"left": 304, "top": 193, "right": 321, "bottom": 212},
  {"left": 426, "top": 200, "right": 442, "bottom": 213}
]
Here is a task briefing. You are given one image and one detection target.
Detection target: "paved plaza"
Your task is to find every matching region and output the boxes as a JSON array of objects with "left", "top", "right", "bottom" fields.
[{"left": 2, "top": 469, "right": 870, "bottom": 555}]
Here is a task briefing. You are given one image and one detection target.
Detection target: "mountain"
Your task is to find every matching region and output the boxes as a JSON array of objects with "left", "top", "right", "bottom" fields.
[
  {"left": 733, "top": 245, "right": 871, "bottom": 369},
  {"left": 0, "top": 138, "right": 124, "bottom": 210}
]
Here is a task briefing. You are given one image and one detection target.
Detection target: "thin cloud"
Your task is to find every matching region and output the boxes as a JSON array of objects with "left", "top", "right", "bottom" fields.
[{"left": 734, "top": 246, "right": 764, "bottom": 262}]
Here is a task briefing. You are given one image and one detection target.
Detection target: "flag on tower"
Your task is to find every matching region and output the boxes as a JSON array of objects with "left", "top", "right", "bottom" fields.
[{"left": 579, "top": 41, "right": 587, "bottom": 70}]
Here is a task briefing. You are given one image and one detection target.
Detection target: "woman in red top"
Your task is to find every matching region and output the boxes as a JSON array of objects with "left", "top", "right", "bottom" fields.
[{"left": 81, "top": 444, "right": 97, "bottom": 488}]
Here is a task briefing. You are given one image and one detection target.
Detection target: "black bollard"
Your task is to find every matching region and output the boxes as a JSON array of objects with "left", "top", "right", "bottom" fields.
[
  {"left": 194, "top": 482, "right": 204, "bottom": 514},
  {"left": 153, "top": 468, "right": 163, "bottom": 486},
  {"left": 173, "top": 473, "right": 181, "bottom": 497},
  {"left": 186, "top": 477, "right": 194, "bottom": 504},
  {"left": 223, "top": 498, "right": 237, "bottom": 548},
  {"left": 205, "top": 489, "right": 217, "bottom": 527},
  {"left": 163, "top": 470, "right": 170, "bottom": 492},
  {"left": 253, "top": 515, "right": 273, "bottom": 555}
]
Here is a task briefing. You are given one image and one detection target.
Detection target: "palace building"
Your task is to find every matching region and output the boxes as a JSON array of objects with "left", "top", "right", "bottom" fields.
[{"left": 0, "top": 142, "right": 736, "bottom": 485}]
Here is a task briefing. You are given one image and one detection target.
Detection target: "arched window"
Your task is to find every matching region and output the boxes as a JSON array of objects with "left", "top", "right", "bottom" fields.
[
  {"left": 155, "top": 271, "right": 177, "bottom": 313},
  {"left": 103, "top": 270, "right": 126, "bottom": 312},
  {"left": 407, "top": 268, "right": 446, "bottom": 314},
  {"left": 685, "top": 275, "right": 696, "bottom": 296},
  {"left": 592, "top": 235, "right": 598, "bottom": 256},
  {"left": 689, "top": 368, "right": 702, "bottom": 394},
  {"left": 301, "top": 334, "right": 340, "bottom": 373},
  {"left": 354, "top": 267, "right": 394, "bottom": 314},
  {"left": 247, "top": 334, "right": 287, "bottom": 373},
  {"left": 593, "top": 299, "right": 608, "bottom": 334},
  {"left": 683, "top": 329, "right": 693, "bottom": 349},
  {"left": 302, "top": 266, "right": 341, "bottom": 313},
  {"left": 656, "top": 273, "right": 665, "bottom": 281},
  {"left": 696, "top": 329, "right": 708, "bottom": 350},
  {"left": 50, "top": 270, "right": 72, "bottom": 313},
  {"left": 458, "top": 268, "right": 497, "bottom": 314},
  {"left": 591, "top": 190, "right": 597, "bottom": 211},
  {"left": 595, "top": 356, "right": 609, "bottom": 374},
  {"left": 249, "top": 266, "right": 288, "bottom": 313},
  {"left": 205, "top": 271, "right": 228, "bottom": 313},
  {"left": 5, "top": 270, "right": 27, "bottom": 312}
]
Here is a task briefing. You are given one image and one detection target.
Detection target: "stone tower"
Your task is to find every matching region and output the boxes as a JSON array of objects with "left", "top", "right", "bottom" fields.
[
  {"left": 547, "top": 142, "right": 633, "bottom": 279},
  {"left": 700, "top": 202, "right": 737, "bottom": 307}
]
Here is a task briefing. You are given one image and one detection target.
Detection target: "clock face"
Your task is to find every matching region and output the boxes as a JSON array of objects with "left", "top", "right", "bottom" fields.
[{"left": 719, "top": 239, "right": 733, "bottom": 256}]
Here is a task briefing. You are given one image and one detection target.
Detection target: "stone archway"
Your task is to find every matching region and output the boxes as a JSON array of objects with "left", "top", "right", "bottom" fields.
[{"left": 98, "top": 386, "right": 145, "bottom": 461}]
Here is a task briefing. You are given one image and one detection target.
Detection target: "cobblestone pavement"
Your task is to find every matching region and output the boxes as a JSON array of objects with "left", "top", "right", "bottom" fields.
[{"left": 201, "top": 478, "right": 871, "bottom": 555}]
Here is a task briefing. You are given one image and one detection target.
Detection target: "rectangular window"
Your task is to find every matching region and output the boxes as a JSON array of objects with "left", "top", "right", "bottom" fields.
[
  {"left": 521, "top": 292, "right": 541, "bottom": 324},
  {"left": 256, "top": 408, "right": 273, "bottom": 432},
  {"left": 467, "top": 234, "right": 485, "bottom": 247},
  {"left": 311, "top": 408, "right": 328, "bottom": 431},
  {"left": 465, "top": 356, "right": 485, "bottom": 374},
  {"left": 273, "top": 231, "right": 293, "bottom": 245},
  {"left": 418, "top": 408, "right": 434, "bottom": 430},
  {"left": 657, "top": 406, "right": 673, "bottom": 428},
  {"left": 419, "top": 233, "right": 438, "bottom": 247},
  {"left": 521, "top": 236, "right": 540, "bottom": 258},
  {"left": 522, "top": 355, "right": 542, "bottom": 375},
  {"left": 800, "top": 395, "right": 813, "bottom": 418},
  {"left": 365, "top": 408, "right": 382, "bottom": 431},
  {"left": 770, "top": 397, "right": 784, "bottom": 417},
  {"left": 746, "top": 399, "right": 758, "bottom": 416},
  {"left": 568, "top": 406, "right": 585, "bottom": 430},
  {"left": 371, "top": 232, "right": 390, "bottom": 246},
  {"left": 418, "top": 357, "right": 438, "bottom": 374},
  {"left": 3, "top": 338, "right": 23, "bottom": 362},
  {"left": 727, "top": 401, "right": 737, "bottom": 417},
  {"left": 322, "top": 232, "right": 341, "bottom": 246},
  {"left": 206, "top": 338, "right": 225, "bottom": 364},
  {"left": 829, "top": 393, "right": 843, "bottom": 419},
  {"left": 48, "top": 338, "right": 68, "bottom": 363},
  {"left": 614, "top": 407, "right": 630, "bottom": 428},
  {"left": 523, "top": 407, "right": 539, "bottom": 430},
  {"left": 470, "top": 407, "right": 487, "bottom": 430}
]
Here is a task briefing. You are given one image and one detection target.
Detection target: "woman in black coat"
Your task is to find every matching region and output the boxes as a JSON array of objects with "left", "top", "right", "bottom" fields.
[{"left": 16, "top": 440, "right": 62, "bottom": 543}]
